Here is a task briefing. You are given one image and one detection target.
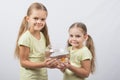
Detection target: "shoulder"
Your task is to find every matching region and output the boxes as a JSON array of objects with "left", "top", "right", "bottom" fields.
[
  {"left": 20, "top": 31, "right": 30, "bottom": 38},
  {"left": 18, "top": 31, "right": 31, "bottom": 46},
  {"left": 80, "top": 46, "right": 92, "bottom": 60},
  {"left": 81, "top": 46, "right": 90, "bottom": 53}
]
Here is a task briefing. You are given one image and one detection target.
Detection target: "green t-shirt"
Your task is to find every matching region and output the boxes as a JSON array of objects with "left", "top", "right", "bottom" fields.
[
  {"left": 64, "top": 46, "right": 92, "bottom": 80},
  {"left": 18, "top": 30, "right": 48, "bottom": 80}
]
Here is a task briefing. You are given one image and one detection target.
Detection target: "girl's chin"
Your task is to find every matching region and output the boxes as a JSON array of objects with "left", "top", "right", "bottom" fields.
[
  {"left": 71, "top": 43, "right": 78, "bottom": 46},
  {"left": 34, "top": 28, "right": 42, "bottom": 31}
]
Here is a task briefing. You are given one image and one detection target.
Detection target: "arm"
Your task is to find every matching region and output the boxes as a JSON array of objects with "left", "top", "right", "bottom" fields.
[
  {"left": 64, "top": 59, "right": 91, "bottom": 78},
  {"left": 19, "top": 45, "right": 56, "bottom": 69}
]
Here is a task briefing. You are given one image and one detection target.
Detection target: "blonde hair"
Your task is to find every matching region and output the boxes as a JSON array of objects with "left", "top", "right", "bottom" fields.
[
  {"left": 14, "top": 2, "right": 50, "bottom": 58},
  {"left": 67, "top": 22, "right": 95, "bottom": 73}
]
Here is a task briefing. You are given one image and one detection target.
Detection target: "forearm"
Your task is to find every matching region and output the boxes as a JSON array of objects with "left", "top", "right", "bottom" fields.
[
  {"left": 20, "top": 60, "right": 45, "bottom": 69},
  {"left": 68, "top": 65, "right": 90, "bottom": 78}
]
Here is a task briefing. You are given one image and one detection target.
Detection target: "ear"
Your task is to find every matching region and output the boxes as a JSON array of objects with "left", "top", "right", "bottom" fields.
[
  {"left": 25, "top": 16, "right": 29, "bottom": 22},
  {"left": 84, "top": 34, "right": 88, "bottom": 41}
]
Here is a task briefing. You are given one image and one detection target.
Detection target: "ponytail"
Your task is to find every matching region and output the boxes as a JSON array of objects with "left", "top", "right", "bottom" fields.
[
  {"left": 14, "top": 16, "right": 28, "bottom": 58},
  {"left": 86, "top": 35, "right": 95, "bottom": 73},
  {"left": 41, "top": 23, "right": 50, "bottom": 46}
]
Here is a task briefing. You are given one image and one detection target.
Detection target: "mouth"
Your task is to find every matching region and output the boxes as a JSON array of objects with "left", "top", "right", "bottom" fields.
[
  {"left": 71, "top": 41, "right": 79, "bottom": 45},
  {"left": 71, "top": 41, "right": 77, "bottom": 44},
  {"left": 34, "top": 23, "right": 43, "bottom": 26}
]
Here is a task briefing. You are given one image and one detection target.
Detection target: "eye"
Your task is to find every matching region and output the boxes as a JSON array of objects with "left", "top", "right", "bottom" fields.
[
  {"left": 33, "top": 17, "right": 39, "bottom": 20},
  {"left": 41, "top": 18, "right": 46, "bottom": 21},
  {"left": 69, "top": 34, "right": 73, "bottom": 37},
  {"left": 75, "top": 35, "right": 81, "bottom": 38}
]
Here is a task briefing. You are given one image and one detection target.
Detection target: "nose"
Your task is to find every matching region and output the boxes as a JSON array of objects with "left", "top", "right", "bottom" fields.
[
  {"left": 37, "top": 19, "right": 42, "bottom": 23},
  {"left": 72, "top": 36, "right": 76, "bottom": 40}
]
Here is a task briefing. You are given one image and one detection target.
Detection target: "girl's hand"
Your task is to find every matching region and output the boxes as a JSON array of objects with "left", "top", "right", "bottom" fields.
[
  {"left": 44, "top": 58, "right": 58, "bottom": 68},
  {"left": 56, "top": 61, "right": 66, "bottom": 72},
  {"left": 56, "top": 59, "right": 70, "bottom": 72},
  {"left": 63, "top": 60, "right": 70, "bottom": 68},
  {"left": 59, "top": 57, "right": 70, "bottom": 68}
]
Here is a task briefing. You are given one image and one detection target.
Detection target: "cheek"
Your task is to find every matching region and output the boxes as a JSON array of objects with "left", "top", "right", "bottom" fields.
[
  {"left": 68, "top": 37, "right": 71, "bottom": 41},
  {"left": 68, "top": 38, "right": 72, "bottom": 43},
  {"left": 42, "top": 23, "right": 45, "bottom": 26},
  {"left": 28, "top": 21, "right": 34, "bottom": 25}
]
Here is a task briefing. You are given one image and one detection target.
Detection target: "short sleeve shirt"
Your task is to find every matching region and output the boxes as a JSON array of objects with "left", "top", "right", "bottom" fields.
[
  {"left": 18, "top": 30, "right": 46, "bottom": 61},
  {"left": 18, "top": 30, "right": 48, "bottom": 80},
  {"left": 64, "top": 46, "right": 92, "bottom": 80}
]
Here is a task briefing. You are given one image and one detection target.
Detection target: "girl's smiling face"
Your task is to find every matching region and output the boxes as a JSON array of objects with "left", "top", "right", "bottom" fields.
[
  {"left": 27, "top": 9, "right": 47, "bottom": 31},
  {"left": 68, "top": 27, "right": 87, "bottom": 49}
]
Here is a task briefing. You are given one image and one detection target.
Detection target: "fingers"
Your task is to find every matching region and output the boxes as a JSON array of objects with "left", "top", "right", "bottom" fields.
[
  {"left": 45, "top": 58, "right": 58, "bottom": 68},
  {"left": 44, "top": 57, "right": 70, "bottom": 69},
  {"left": 57, "top": 59, "right": 70, "bottom": 69}
]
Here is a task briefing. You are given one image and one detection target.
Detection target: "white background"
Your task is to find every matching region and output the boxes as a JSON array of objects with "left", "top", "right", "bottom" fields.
[{"left": 0, "top": 0, "right": 120, "bottom": 80}]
